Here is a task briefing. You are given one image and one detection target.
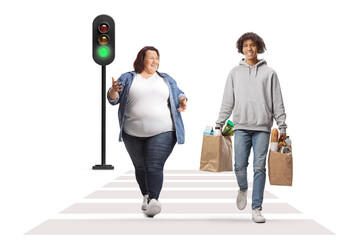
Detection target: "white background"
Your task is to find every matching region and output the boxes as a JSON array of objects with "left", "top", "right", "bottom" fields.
[{"left": 1, "top": 0, "right": 359, "bottom": 239}]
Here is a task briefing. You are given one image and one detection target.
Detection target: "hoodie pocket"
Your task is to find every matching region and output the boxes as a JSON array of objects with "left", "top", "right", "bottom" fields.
[
  {"left": 263, "top": 104, "right": 272, "bottom": 120},
  {"left": 235, "top": 101, "right": 271, "bottom": 126}
]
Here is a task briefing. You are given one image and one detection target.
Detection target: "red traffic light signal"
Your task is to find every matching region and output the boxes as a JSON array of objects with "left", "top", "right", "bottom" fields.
[
  {"left": 99, "top": 23, "right": 109, "bottom": 33},
  {"left": 93, "top": 15, "right": 115, "bottom": 66}
]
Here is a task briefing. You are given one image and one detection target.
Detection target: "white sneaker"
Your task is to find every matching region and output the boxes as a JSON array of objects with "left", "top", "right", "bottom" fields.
[
  {"left": 141, "top": 195, "right": 149, "bottom": 211},
  {"left": 252, "top": 208, "right": 266, "bottom": 223},
  {"left": 145, "top": 199, "right": 161, "bottom": 217},
  {"left": 236, "top": 190, "right": 247, "bottom": 210}
]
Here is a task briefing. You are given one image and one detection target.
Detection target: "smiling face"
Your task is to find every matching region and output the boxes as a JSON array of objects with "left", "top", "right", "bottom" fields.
[
  {"left": 242, "top": 39, "right": 258, "bottom": 61},
  {"left": 143, "top": 50, "right": 159, "bottom": 75}
]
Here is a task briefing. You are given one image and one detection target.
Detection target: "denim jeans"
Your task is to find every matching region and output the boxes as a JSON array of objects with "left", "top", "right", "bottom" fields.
[
  {"left": 122, "top": 130, "right": 176, "bottom": 201},
  {"left": 234, "top": 130, "right": 270, "bottom": 210}
]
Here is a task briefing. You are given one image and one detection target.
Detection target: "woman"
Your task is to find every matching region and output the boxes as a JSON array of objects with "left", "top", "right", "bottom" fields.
[
  {"left": 216, "top": 32, "right": 287, "bottom": 223},
  {"left": 107, "top": 46, "right": 187, "bottom": 217}
]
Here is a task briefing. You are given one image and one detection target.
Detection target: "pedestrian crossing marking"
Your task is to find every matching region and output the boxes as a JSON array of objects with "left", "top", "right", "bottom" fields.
[{"left": 25, "top": 169, "right": 334, "bottom": 236}]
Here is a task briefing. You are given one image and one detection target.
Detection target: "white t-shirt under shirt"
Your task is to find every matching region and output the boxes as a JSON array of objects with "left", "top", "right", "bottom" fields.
[{"left": 123, "top": 73, "right": 174, "bottom": 137}]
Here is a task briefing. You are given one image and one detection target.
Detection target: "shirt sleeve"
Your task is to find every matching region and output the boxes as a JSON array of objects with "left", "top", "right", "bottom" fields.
[{"left": 107, "top": 88, "right": 120, "bottom": 105}]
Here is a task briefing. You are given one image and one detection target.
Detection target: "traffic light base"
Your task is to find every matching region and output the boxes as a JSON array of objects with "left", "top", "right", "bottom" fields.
[{"left": 92, "top": 164, "right": 114, "bottom": 170}]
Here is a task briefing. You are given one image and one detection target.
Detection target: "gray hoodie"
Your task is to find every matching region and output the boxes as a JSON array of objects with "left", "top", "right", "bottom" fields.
[{"left": 216, "top": 59, "right": 287, "bottom": 133}]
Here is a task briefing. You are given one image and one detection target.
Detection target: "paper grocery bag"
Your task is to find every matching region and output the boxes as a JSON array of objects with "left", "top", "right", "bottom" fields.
[
  {"left": 200, "top": 135, "right": 233, "bottom": 172},
  {"left": 268, "top": 150, "right": 293, "bottom": 186}
]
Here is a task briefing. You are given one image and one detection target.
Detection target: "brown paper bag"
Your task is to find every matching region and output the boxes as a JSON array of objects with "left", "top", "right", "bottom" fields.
[
  {"left": 268, "top": 149, "right": 293, "bottom": 186},
  {"left": 200, "top": 135, "right": 233, "bottom": 172}
]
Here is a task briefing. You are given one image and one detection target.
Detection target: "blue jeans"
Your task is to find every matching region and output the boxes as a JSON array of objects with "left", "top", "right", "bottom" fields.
[
  {"left": 234, "top": 130, "right": 270, "bottom": 210},
  {"left": 122, "top": 131, "right": 176, "bottom": 201}
]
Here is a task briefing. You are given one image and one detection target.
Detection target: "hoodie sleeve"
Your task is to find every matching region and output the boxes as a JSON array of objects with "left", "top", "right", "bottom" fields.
[
  {"left": 271, "top": 72, "right": 287, "bottom": 133},
  {"left": 216, "top": 71, "right": 235, "bottom": 128}
]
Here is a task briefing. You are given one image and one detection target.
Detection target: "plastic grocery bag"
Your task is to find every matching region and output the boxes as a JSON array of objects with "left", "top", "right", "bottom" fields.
[
  {"left": 200, "top": 135, "right": 233, "bottom": 172},
  {"left": 268, "top": 148, "right": 293, "bottom": 186}
]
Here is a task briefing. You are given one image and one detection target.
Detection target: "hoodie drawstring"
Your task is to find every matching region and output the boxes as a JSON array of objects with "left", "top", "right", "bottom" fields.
[
  {"left": 248, "top": 66, "right": 259, "bottom": 77},
  {"left": 240, "top": 59, "right": 266, "bottom": 78}
]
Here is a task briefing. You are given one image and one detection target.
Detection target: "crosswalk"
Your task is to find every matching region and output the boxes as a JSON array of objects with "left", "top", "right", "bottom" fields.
[{"left": 25, "top": 170, "right": 334, "bottom": 236}]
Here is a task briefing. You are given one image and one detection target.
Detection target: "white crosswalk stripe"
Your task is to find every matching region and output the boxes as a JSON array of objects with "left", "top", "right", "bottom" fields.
[{"left": 25, "top": 170, "right": 334, "bottom": 236}]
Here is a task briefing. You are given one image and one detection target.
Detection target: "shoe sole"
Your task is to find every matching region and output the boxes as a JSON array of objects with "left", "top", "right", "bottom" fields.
[
  {"left": 145, "top": 205, "right": 161, "bottom": 217},
  {"left": 252, "top": 217, "right": 266, "bottom": 223},
  {"left": 236, "top": 201, "right": 246, "bottom": 210}
]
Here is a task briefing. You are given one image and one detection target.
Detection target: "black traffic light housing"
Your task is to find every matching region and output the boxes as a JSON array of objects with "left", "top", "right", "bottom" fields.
[
  {"left": 92, "top": 14, "right": 115, "bottom": 170},
  {"left": 92, "top": 14, "right": 115, "bottom": 66}
]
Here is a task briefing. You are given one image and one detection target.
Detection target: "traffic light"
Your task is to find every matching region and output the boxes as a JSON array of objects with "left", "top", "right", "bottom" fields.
[
  {"left": 92, "top": 15, "right": 115, "bottom": 66},
  {"left": 92, "top": 14, "right": 116, "bottom": 170}
]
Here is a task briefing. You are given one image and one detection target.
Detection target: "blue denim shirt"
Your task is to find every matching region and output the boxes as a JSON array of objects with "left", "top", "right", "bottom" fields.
[{"left": 107, "top": 71, "right": 186, "bottom": 144}]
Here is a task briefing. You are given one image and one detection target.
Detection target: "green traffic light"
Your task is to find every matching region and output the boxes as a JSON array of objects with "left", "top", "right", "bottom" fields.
[{"left": 98, "top": 46, "right": 110, "bottom": 58}]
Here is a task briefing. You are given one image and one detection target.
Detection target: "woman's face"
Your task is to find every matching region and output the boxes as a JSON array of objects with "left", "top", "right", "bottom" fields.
[
  {"left": 242, "top": 39, "right": 258, "bottom": 60},
  {"left": 143, "top": 50, "right": 159, "bottom": 74}
]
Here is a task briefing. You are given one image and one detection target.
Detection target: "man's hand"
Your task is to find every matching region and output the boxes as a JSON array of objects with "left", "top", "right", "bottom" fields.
[{"left": 177, "top": 97, "right": 187, "bottom": 112}]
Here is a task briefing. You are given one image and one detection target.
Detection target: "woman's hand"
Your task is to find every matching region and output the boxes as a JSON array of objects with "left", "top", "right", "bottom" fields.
[
  {"left": 109, "top": 77, "right": 122, "bottom": 100},
  {"left": 111, "top": 77, "right": 122, "bottom": 92},
  {"left": 177, "top": 97, "right": 187, "bottom": 112}
]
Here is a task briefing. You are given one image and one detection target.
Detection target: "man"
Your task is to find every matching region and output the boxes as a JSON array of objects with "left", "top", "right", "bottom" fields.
[{"left": 216, "top": 32, "right": 287, "bottom": 223}]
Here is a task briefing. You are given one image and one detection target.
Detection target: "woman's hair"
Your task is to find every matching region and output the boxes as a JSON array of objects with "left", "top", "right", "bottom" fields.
[
  {"left": 133, "top": 46, "right": 160, "bottom": 73},
  {"left": 236, "top": 32, "right": 266, "bottom": 54}
]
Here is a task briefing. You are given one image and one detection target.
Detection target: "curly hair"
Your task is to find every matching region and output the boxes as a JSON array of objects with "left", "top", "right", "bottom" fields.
[
  {"left": 133, "top": 46, "right": 160, "bottom": 73},
  {"left": 236, "top": 32, "right": 266, "bottom": 54}
]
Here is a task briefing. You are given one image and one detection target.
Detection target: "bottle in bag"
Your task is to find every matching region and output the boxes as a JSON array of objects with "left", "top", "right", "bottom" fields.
[
  {"left": 222, "top": 120, "right": 234, "bottom": 136},
  {"left": 214, "top": 127, "right": 221, "bottom": 136},
  {"left": 285, "top": 136, "right": 292, "bottom": 146}
]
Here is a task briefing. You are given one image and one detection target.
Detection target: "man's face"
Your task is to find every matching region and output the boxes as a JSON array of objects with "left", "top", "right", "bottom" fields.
[
  {"left": 242, "top": 39, "right": 258, "bottom": 60},
  {"left": 143, "top": 50, "right": 159, "bottom": 74}
]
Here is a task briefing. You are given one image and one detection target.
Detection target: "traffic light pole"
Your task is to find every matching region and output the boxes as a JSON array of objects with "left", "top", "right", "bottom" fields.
[{"left": 93, "top": 65, "right": 114, "bottom": 170}]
